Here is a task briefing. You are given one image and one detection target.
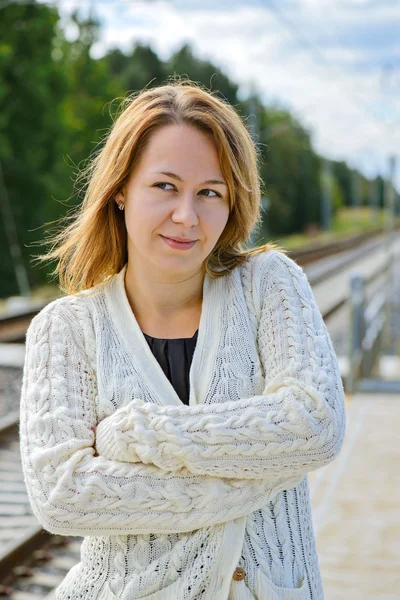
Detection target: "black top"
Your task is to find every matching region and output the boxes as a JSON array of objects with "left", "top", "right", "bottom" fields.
[{"left": 142, "top": 330, "right": 199, "bottom": 405}]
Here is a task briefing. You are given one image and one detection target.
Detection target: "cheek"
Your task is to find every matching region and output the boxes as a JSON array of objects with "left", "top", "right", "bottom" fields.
[
  {"left": 208, "top": 206, "right": 229, "bottom": 233},
  {"left": 126, "top": 202, "right": 160, "bottom": 235}
]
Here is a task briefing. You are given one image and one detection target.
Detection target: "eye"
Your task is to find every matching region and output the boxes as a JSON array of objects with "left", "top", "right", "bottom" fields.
[
  {"left": 199, "top": 189, "right": 222, "bottom": 198},
  {"left": 154, "top": 182, "right": 175, "bottom": 191},
  {"left": 153, "top": 182, "right": 222, "bottom": 198}
]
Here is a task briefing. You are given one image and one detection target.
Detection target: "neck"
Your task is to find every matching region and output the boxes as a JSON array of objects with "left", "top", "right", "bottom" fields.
[{"left": 124, "top": 261, "right": 205, "bottom": 319}]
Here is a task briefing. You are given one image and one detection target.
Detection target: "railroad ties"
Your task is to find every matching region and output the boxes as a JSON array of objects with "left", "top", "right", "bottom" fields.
[{"left": 0, "top": 418, "right": 83, "bottom": 598}]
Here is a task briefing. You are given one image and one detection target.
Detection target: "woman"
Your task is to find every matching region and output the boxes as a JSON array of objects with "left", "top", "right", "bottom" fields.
[{"left": 20, "top": 81, "right": 346, "bottom": 600}]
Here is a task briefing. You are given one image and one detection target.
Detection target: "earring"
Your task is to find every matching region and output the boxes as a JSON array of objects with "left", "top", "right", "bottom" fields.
[{"left": 118, "top": 202, "right": 124, "bottom": 211}]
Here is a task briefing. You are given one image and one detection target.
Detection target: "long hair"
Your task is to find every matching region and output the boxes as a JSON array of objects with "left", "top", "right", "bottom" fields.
[{"left": 33, "top": 79, "right": 286, "bottom": 295}]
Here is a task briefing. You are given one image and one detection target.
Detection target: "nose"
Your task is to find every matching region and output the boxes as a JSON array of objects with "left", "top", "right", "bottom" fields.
[{"left": 171, "top": 193, "right": 199, "bottom": 227}]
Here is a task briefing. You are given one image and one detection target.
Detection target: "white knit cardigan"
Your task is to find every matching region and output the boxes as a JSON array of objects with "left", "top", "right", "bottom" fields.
[{"left": 19, "top": 249, "right": 346, "bottom": 600}]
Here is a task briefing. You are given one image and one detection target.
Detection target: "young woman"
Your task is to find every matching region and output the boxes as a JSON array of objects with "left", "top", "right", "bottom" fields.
[{"left": 20, "top": 81, "right": 346, "bottom": 600}]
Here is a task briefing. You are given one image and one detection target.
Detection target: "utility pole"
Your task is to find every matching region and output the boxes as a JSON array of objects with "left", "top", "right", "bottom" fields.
[
  {"left": 351, "top": 169, "right": 361, "bottom": 228},
  {"left": 383, "top": 154, "right": 397, "bottom": 351},
  {"left": 384, "top": 155, "right": 396, "bottom": 251},
  {"left": 0, "top": 161, "right": 31, "bottom": 297},
  {"left": 369, "top": 176, "right": 380, "bottom": 222},
  {"left": 261, "top": 196, "right": 271, "bottom": 238},
  {"left": 247, "top": 83, "right": 261, "bottom": 248},
  {"left": 247, "top": 83, "right": 259, "bottom": 144},
  {"left": 321, "top": 158, "right": 333, "bottom": 232}
]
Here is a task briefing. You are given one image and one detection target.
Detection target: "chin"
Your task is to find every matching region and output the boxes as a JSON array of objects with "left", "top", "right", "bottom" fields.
[{"left": 158, "top": 255, "right": 203, "bottom": 272}]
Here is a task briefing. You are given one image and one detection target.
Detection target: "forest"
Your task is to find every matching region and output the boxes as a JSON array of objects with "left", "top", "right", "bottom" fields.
[{"left": 0, "top": 2, "right": 393, "bottom": 296}]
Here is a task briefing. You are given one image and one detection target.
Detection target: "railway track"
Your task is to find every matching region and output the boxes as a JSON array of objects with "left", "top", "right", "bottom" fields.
[
  {"left": 0, "top": 303, "right": 50, "bottom": 345},
  {"left": 0, "top": 420, "right": 82, "bottom": 599},
  {"left": 0, "top": 227, "right": 397, "bottom": 598},
  {"left": 286, "top": 226, "right": 395, "bottom": 266},
  {"left": 0, "top": 420, "right": 83, "bottom": 599}
]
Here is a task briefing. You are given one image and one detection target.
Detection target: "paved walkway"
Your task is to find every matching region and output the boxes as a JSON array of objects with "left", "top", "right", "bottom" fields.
[
  {"left": 308, "top": 392, "right": 400, "bottom": 600},
  {"left": 0, "top": 343, "right": 25, "bottom": 368}
]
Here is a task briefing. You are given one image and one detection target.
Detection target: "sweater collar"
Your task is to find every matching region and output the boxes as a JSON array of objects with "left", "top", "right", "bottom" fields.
[{"left": 103, "top": 263, "right": 226, "bottom": 407}]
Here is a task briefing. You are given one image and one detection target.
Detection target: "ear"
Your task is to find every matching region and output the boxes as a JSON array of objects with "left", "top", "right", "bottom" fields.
[{"left": 114, "top": 190, "right": 124, "bottom": 206}]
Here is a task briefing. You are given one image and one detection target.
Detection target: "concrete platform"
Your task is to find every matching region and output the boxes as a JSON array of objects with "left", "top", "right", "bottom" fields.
[
  {"left": 0, "top": 297, "right": 50, "bottom": 320},
  {"left": 309, "top": 392, "right": 400, "bottom": 600},
  {"left": 0, "top": 343, "right": 25, "bottom": 368}
]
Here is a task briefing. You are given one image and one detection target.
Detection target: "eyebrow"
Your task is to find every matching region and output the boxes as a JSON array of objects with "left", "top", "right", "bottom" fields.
[{"left": 153, "top": 171, "right": 227, "bottom": 186}]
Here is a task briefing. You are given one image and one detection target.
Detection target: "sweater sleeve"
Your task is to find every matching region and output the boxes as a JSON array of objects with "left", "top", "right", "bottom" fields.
[
  {"left": 19, "top": 306, "right": 304, "bottom": 538},
  {"left": 95, "top": 252, "right": 346, "bottom": 480}
]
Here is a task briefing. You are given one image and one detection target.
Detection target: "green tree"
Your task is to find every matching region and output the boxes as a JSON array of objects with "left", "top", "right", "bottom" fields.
[
  {"left": 332, "top": 160, "right": 353, "bottom": 207},
  {"left": 105, "top": 44, "right": 166, "bottom": 92},
  {"left": 166, "top": 44, "right": 239, "bottom": 105},
  {"left": 254, "top": 104, "right": 321, "bottom": 235},
  {"left": 0, "top": 1, "right": 68, "bottom": 295},
  {"left": 57, "top": 11, "right": 121, "bottom": 173}
]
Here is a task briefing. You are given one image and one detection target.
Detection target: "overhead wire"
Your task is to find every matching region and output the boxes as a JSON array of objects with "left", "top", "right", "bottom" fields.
[{"left": 263, "top": 0, "right": 399, "bottom": 139}]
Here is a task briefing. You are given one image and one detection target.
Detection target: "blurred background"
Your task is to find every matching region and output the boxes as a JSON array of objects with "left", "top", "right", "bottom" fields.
[{"left": 0, "top": 1, "right": 399, "bottom": 599}]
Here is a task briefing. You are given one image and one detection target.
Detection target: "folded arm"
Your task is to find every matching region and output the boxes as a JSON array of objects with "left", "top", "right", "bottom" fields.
[
  {"left": 20, "top": 306, "right": 303, "bottom": 538},
  {"left": 95, "top": 252, "right": 346, "bottom": 480}
]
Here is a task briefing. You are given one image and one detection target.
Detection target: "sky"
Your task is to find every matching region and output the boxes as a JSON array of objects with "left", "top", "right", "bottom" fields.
[{"left": 41, "top": 0, "right": 400, "bottom": 190}]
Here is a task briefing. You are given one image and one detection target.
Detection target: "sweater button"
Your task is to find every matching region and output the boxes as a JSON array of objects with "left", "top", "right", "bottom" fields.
[{"left": 232, "top": 567, "right": 246, "bottom": 581}]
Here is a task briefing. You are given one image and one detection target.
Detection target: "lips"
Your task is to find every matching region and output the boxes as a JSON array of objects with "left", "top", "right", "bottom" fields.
[
  {"left": 161, "top": 235, "right": 197, "bottom": 250},
  {"left": 163, "top": 236, "right": 197, "bottom": 242}
]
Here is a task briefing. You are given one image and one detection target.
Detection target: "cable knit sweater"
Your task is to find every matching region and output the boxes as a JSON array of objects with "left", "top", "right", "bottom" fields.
[{"left": 19, "top": 249, "right": 346, "bottom": 600}]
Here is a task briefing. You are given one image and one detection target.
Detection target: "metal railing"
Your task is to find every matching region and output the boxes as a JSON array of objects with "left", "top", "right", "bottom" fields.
[{"left": 346, "top": 250, "right": 399, "bottom": 393}]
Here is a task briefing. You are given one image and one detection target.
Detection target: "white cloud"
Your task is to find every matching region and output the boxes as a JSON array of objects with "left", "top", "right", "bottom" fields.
[{"left": 38, "top": 0, "right": 400, "bottom": 189}]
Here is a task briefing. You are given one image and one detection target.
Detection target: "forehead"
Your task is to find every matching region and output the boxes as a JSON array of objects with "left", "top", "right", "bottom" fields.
[{"left": 136, "top": 124, "right": 222, "bottom": 175}]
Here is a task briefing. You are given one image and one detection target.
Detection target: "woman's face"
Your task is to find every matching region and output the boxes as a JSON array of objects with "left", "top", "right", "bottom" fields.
[{"left": 115, "top": 123, "right": 230, "bottom": 279}]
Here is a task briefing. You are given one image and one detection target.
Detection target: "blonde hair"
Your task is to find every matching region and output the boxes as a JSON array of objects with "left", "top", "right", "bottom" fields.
[{"left": 33, "top": 79, "right": 286, "bottom": 295}]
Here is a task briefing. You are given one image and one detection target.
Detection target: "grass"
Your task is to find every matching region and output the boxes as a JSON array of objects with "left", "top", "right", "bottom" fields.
[
  {"left": 272, "top": 207, "right": 392, "bottom": 250},
  {"left": 30, "top": 283, "right": 62, "bottom": 301}
]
